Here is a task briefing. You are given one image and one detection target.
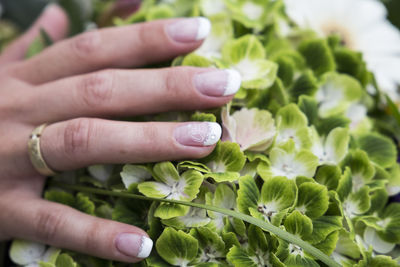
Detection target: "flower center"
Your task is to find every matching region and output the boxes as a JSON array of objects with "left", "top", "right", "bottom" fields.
[{"left": 321, "top": 21, "right": 356, "bottom": 49}]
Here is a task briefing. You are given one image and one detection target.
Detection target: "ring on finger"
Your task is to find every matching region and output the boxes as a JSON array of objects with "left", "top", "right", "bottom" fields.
[{"left": 28, "top": 123, "right": 58, "bottom": 176}]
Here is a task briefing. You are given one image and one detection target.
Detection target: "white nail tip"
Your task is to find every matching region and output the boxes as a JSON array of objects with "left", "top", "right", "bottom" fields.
[
  {"left": 137, "top": 236, "right": 153, "bottom": 258},
  {"left": 196, "top": 17, "right": 211, "bottom": 41},
  {"left": 204, "top": 123, "right": 222, "bottom": 146},
  {"left": 224, "top": 69, "right": 242, "bottom": 96}
]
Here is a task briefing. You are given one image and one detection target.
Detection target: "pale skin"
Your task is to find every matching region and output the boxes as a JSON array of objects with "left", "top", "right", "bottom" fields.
[{"left": 0, "top": 5, "right": 237, "bottom": 263}]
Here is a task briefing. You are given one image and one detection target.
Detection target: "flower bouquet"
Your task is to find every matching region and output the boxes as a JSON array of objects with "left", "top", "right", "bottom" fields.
[{"left": 6, "top": 0, "right": 400, "bottom": 266}]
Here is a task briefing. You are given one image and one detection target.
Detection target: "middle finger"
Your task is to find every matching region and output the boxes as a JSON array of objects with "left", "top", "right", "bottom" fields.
[{"left": 25, "top": 67, "right": 241, "bottom": 124}]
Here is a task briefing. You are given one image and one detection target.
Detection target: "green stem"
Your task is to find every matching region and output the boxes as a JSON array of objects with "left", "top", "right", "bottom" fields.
[{"left": 49, "top": 181, "right": 340, "bottom": 267}]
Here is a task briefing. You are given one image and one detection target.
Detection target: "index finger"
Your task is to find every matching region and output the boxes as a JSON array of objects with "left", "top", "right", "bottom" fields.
[{"left": 11, "top": 17, "right": 211, "bottom": 84}]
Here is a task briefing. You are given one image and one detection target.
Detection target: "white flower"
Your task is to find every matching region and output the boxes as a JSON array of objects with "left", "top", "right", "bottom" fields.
[{"left": 284, "top": 0, "right": 400, "bottom": 102}]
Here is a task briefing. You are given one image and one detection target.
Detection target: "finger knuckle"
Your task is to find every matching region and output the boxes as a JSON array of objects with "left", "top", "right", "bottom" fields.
[
  {"left": 71, "top": 30, "right": 102, "bottom": 59},
  {"left": 164, "top": 68, "right": 181, "bottom": 98},
  {"left": 63, "top": 118, "right": 94, "bottom": 156},
  {"left": 84, "top": 221, "right": 102, "bottom": 251},
  {"left": 78, "top": 70, "right": 115, "bottom": 108},
  {"left": 140, "top": 124, "right": 160, "bottom": 145},
  {"left": 34, "top": 207, "right": 65, "bottom": 242}
]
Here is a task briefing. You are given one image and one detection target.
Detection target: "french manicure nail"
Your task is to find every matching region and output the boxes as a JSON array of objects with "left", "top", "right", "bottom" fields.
[
  {"left": 116, "top": 233, "right": 153, "bottom": 258},
  {"left": 166, "top": 17, "right": 211, "bottom": 43},
  {"left": 174, "top": 122, "right": 222, "bottom": 146},
  {"left": 194, "top": 69, "right": 242, "bottom": 96}
]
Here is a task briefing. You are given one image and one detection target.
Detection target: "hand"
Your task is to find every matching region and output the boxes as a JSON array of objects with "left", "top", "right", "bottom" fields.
[{"left": 0, "top": 5, "right": 240, "bottom": 262}]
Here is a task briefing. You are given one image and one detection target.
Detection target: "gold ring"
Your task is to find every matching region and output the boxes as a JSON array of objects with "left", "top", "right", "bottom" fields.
[{"left": 28, "top": 123, "right": 57, "bottom": 176}]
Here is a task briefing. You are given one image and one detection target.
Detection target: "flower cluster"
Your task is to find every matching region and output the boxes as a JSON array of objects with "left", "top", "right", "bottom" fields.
[{"left": 9, "top": 0, "right": 400, "bottom": 266}]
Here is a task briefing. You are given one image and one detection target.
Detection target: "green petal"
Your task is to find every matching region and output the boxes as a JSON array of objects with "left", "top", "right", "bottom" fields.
[
  {"left": 343, "top": 186, "right": 371, "bottom": 218},
  {"left": 121, "top": 164, "right": 152, "bottom": 189},
  {"left": 138, "top": 182, "right": 171, "bottom": 199},
  {"left": 316, "top": 72, "right": 363, "bottom": 118},
  {"left": 315, "top": 165, "right": 341, "bottom": 191},
  {"left": 260, "top": 176, "right": 297, "bottom": 211},
  {"left": 341, "top": 150, "right": 375, "bottom": 192},
  {"left": 10, "top": 239, "right": 45, "bottom": 265},
  {"left": 222, "top": 35, "right": 278, "bottom": 89},
  {"left": 290, "top": 71, "right": 318, "bottom": 100},
  {"left": 54, "top": 254, "right": 78, "bottom": 267},
  {"left": 387, "top": 164, "right": 400, "bottom": 196},
  {"left": 182, "top": 53, "right": 213, "bottom": 67},
  {"left": 313, "top": 231, "right": 339, "bottom": 256},
  {"left": 334, "top": 230, "right": 361, "bottom": 259},
  {"left": 222, "top": 107, "right": 276, "bottom": 152},
  {"left": 200, "top": 0, "right": 227, "bottom": 16},
  {"left": 237, "top": 175, "right": 260, "bottom": 214},
  {"left": 190, "top": 227, "right": 225, "bottom": 262},
  {"left": 154, "top": 203, "right": 190, "bottom": 220},
  {"left": 364, "top": 227, "right": 395, "bottom": 254},
  {"left": 284, "top": 211, "right": 313, "bottom": 239},
  {"left": 324, "top": 127, "right": 350, "bottom": 164},
  {"left": 299, "top": 39, "right": 336, "bottom": 76},
  {"left": 153, "top": 162, "right": 180, "bottom": 184},
  {"left": 260, "top": 144, "right": 318, "bottom": 180},
  {"left": 156, "top": 227, "right": 198, "bottom": 266},
  {"left": 87, "top": 164, "right": 113, "bottom": 182},
  {"left": 306, "top": 216, "right": 342, "bottom": 245},
  {"left": 357, "top": 133, "right": 397, "bottom": 168},
  {"left": 204, "top": 141, "right": 246, "bottom": 173},
  {"left": 337, "top": 167, "right": 353, "bottom": 202},
  {"left": 177, "top": 161, "right": 211, "bottom": 173},
  {"left": 298, "top": 95, "right": 318, "bottom": 126},
  {"left": 196, "top": 14, "right": 233, "bottom": 59},
  {"left": 296, "top": 182, "right": 329, "bottom": 219}
]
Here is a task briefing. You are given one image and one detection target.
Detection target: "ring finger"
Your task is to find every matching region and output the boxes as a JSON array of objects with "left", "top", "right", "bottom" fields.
[{"left": 39, "top": 119, "right": 222, "bottom": 172}]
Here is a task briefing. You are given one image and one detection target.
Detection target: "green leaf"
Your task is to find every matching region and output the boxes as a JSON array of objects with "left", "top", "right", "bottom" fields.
[
  {"left": 296, "top": 182, "right": 329, "bottom": 219},
  {"left": 357, "top": 133, "right": 397, "bottom": 168},
  {"left": 112, "top": 198, "right": 149, "bottom": 229},
  {"left": 145, "top": 4, "right": 174, "bottom": 21},
  {"left": 299, "top": 39, "right": 336, "bottom": 76},
  {"left": 156, "top": 228, "right": 198, "bottom": 266}
]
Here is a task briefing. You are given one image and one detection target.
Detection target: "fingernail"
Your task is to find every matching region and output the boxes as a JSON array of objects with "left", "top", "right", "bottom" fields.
[
  {"left": 116, "top": 233, "right": 153, "bottom": 258},
  {"left": 43, "top": 3, "right": 59, "bottom": 14},
  {"left": 166, "top": 17, "right": 211, "bottom": 43},
  {"left": 194, "top": 69, "right": 242, "bottom": 96},
  {"left": 174, "top": 122, "right": 222, "bottom": 146}
]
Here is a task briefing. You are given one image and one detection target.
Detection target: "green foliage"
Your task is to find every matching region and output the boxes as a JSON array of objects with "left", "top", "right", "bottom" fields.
[{"left": 12, "top": 0, "right": 400, "bottom": 266}]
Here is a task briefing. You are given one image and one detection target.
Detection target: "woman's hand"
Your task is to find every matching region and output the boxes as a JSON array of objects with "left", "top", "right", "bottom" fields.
[{"left": 0, "top": 5, "right": 240, "bottom": 263}]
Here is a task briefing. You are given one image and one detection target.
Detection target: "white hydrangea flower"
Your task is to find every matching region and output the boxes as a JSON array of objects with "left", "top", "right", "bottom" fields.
[{"left": 284, "top": 0, "right": 400, "bottom": 102}]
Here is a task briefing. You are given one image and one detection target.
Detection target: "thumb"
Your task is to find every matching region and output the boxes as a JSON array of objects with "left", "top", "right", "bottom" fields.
[{"left": 0, "top": 4, "right": 69, "bottom": 65}]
